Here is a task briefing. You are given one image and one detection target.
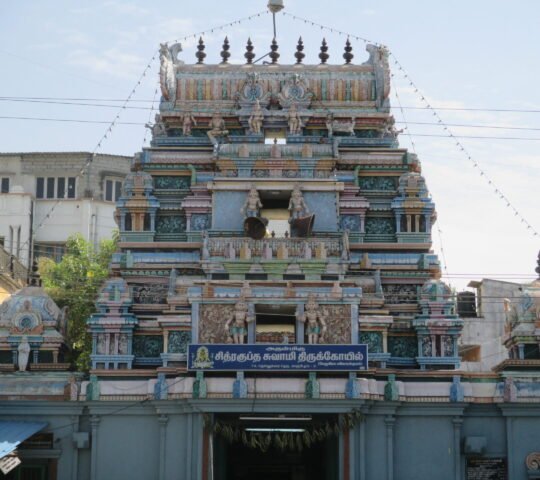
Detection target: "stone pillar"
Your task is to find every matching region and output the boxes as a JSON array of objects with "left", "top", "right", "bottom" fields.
[
  {"left": 382, "top": 330, "right": 388, "bottom": 354},
  {"left": 360, "top": 215, "right": 366, "bottom": 233},
  {"left": 163, "top": 330, "right": 169, "bottom": 353},
  {"left": 33, "top": 349, "right": 39, "bottom": 364},
  {"left": 384, "top": 415, "right": 395, "bottom": 480},
  {"left": 414, "top": 215, "right": 420, "bottom": 233},
  {"left": 150, "top": 213, "right": 156, "bottom": 232},
  {"left": 52, "top": 350, "right": 58, "bottom": 363},
  {"left": 518, "top": 343, "right": 525, "bottom": 360},
  {"left": 158, "top": 415, "right": 169, "bottom": 480},
  {"left": 431, "top": 335, "right": 437, "bottom": 357},
  {"left": 351, "top": 304, "right": 359, "bottom": 345},
  {"left": 425, "top": 215, "right": 431, "bottom": 233},
  {"left": 406, "top": 215, "right": 412, "bottom": 233},
  {"left": 90, "top": 415, "right": 100, "bottom": 480},
  {"left": 296, "top": 303, "right": 305, "bottom": 344},
  {"left": 452, "top": 417, "right": 462, "bottom": 480},
  {"left": 120, "top": 214, "right": 126, "bottom": 231}
]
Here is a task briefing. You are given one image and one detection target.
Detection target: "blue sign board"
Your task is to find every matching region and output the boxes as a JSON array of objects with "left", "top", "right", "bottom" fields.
[{"left": 188, "top": 344, "right": 368, "bottom": 371}]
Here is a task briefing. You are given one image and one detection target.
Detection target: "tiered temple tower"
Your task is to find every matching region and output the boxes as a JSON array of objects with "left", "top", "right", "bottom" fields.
[{"left": 88, "top": 37, "right": 462, "bottom": 374}]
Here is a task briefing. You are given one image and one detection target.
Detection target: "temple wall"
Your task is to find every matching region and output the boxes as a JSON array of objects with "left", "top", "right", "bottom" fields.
[{"left": 2, "top": 401, "right": 539, "bottom": 480}]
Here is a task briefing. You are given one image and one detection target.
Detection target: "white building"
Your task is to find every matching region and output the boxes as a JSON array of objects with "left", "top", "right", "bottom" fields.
[{"left": 0, "top": 152, "right": 131, "bottom": 268}]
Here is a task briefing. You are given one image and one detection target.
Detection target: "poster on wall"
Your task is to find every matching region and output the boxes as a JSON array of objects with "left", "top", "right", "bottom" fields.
[
  {"left": 466, "top": 458, "right": 507, "bottom": 480},
  {"left": 188, "top": 344, "right": 368, "bottom": 371}
]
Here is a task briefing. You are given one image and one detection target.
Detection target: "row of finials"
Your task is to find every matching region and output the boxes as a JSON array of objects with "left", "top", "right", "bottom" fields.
[{"left": 194, "top": 36, "right": 355, "bottom": 65}]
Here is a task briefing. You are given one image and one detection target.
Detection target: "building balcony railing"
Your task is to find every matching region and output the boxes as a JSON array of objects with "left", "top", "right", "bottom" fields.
[{"left": 206, "top": 235, "right": 343, "bottom": 260}]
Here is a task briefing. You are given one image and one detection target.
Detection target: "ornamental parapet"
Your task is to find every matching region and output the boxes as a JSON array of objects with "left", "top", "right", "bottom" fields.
[{"left": 205, "top": 235, "right": 342, "bottom": 260}]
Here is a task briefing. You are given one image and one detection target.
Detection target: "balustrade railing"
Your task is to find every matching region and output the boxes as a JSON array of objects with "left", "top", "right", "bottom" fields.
[{"left": 206, "top": 236, "right": 342, "bottom": 259}]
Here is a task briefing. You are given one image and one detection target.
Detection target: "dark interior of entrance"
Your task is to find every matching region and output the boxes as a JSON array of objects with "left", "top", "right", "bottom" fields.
[{"left": 213, "top": 414, "right": 339, "bottom": 480}]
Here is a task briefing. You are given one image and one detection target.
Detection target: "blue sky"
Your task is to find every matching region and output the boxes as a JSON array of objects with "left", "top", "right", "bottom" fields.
[{"left": 1, "top": 0, "right": 539, "bottom": 289}]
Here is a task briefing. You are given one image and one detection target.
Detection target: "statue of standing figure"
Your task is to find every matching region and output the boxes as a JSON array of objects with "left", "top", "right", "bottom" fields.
[
  {"left": 297, "top": 294, "right": 327, "bottom": 344},
  {"left": 241, "top": 184, "right": 263, "bottom": 218},
  {"left": 207, "top": 112, "right": 229, "bottom": 146},
  {"left": 17, "top": 336, "right": 31, "bottom": 371},
  {"left": 248, "top": 100, "right": 264, "bottom": 134},
  {"left": 288, "top": 183, "right": 309, "bottom": 220},
  {"left": 225, "top": 295, "right": 254, "bottom": 344},
  {"left": 288, "top": 104, "right": 302, "bottom": 135},
  {"left": 182, "top": 110, "right": 197, "bottom": 136},
  {"left": 145, "top": 114, "right": 167, "bottom": 138}
]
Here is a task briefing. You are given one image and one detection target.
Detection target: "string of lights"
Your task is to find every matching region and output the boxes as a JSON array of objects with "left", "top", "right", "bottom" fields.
[
  {"left": 12, "top": 9, "right": 273, "bottom": 259},
  {"left": 282, "top": 11, "right": 539, "bottom": 239},
  {"left": 142, "top": 81, "right": 160, "bottom": 146}
]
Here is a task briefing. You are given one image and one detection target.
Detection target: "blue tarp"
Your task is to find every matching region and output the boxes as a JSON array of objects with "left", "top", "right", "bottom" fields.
[{"left": 0, "top": 421, "right": 48, "bottom": 459}]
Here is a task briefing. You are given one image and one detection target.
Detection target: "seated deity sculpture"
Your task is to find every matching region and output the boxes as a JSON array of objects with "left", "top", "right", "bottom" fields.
[
  {"left": 207, "top": 112, "right": 229, "bottom": 145},
  {"left": 297, "top": 294, "right": 327, "bottom": 344}
]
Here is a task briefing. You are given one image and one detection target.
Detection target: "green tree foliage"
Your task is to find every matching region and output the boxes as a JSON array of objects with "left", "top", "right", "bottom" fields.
[{"left": 39, "top": 233, "right": 117, "bottom": 371}]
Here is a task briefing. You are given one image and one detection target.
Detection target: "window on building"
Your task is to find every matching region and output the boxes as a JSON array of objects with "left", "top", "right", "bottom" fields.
[
  {"left": 255, "top": 304, "right": 296, "bottom": 344},
  {"left": 104, "top": 178, "right": 123, "bottom": 202},
  {"left": 1, "top": 177, "right": 9, "bottom": 193},
  {"left": 36, "top": 177, "right": 76, "bottom": 199},
  {"left": 34, "top": 242, "right": 66, "bottom": 263}
]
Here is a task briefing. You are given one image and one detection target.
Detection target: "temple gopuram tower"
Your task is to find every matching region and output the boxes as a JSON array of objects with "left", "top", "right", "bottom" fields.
[{"left": 85, "top": 33, "right": 473, "bottom": 478}]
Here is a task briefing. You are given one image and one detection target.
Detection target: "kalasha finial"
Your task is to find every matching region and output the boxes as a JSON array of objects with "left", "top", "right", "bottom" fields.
[
  {"left": 269, "top": 38, "right": 280, "bottom": 64},
  {"left": 245, "top": 38, "right": 255, "bottom": 64},
  {"left": 295, "top": 37, "right": 305, "bottom": 64},
  {"left": 220, "top": 36, "right": 231, "bottom": 64},
  {"left": 319, "top": 38, "right": 329, "bottom": 64},
  {"left": 343, "top": 38, "right": 353, "bottom": 64},
  {"left": 196, "top": 37, "right": 206, "bottom": 64}
]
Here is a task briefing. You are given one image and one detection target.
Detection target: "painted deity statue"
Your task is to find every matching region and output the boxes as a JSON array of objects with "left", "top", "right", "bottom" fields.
[
  {"left": 241, "top": 184, "right": 263, "bottom": 218},
  {"left": 288, "top": 183, "right": 309, "bottom": 220},
  {"left": 225, "top": 295, "right": 254, "bottom": 344},
  {"left": 288, "top": 104, "right": 302, "bottom": 135},
  {"left": 17, "top": 336, "right": 31, "bottom": 371},
  {"left": 182, "top": 110, "right": 197, "bottom": 136},
  {"left": 298, "top": 294, "right": 327, "bottom": 344},
  {"left": 248, "top": 100, "right": 264, "bottom": 135},
  {"left": 207, "top": 112, "right": 229, "bottom": 145}
]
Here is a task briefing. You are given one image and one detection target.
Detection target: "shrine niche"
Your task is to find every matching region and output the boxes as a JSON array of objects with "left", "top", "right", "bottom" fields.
[{"left": 0, "top": 286, "right": 69, "bottom": 371}]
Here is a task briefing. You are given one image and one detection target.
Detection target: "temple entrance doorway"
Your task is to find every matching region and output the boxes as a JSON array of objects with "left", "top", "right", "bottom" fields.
[{"left": 212, "top": 414, "right": 339, "bottom": 480}]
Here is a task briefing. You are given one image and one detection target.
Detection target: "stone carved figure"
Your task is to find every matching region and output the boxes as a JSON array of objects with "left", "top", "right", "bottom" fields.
[
  {"left": 288, "top": 183, "right": 309, "bottom": 220},
  {"left": 17, "top": 336, "right": 30, "bottom": 371},
  {"left": 248, "top": 100, "right": 264, "bottom": 134},
  {"left": 241, "top": 184, "right": 263, "bottom": 218},
  {"left": 225, "top": 296, "right": 254, "bottom": 344},
  {"left": 298, "top": 294, "right": 327, "bottom": 344},
  {"left": 381, "top": 116, "right": 403, "bottom": 139},
  {"left": 182, "top": 110, "right": 197, "bottom": 136},
  {"left": 159, "top": 43, "right": 183, "bottom": 101},
  {"left": 146, "top": 114, "right": 166, "bottom": 138},
  {"left": 207, "top": 112, "right": 229, "bottom": 146},
  {"left": 288, "top": 104, "right": 302, "bottom": 134},
  {"left": 325, "top": 113, "right": 356, "bottom": 137}
]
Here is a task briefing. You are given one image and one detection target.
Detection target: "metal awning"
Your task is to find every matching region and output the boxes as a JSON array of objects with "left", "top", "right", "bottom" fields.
[{"left": 0, "top": 421, "right": 48, "bottom": 459}]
